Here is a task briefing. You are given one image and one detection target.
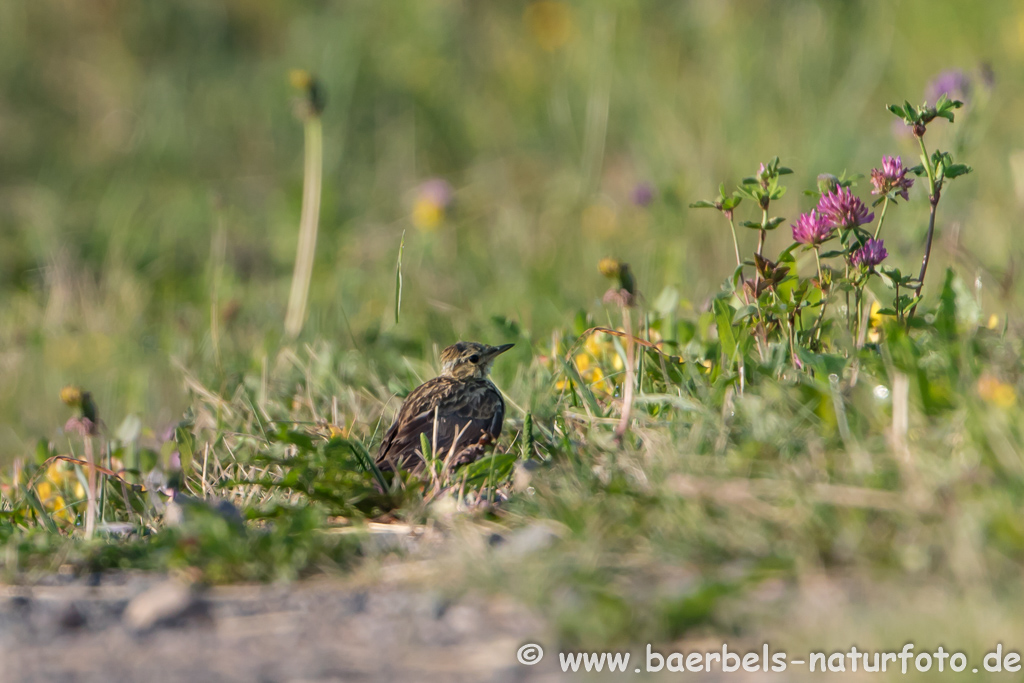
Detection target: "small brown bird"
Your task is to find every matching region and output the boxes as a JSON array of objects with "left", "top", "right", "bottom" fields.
[{"left": 376, "top": 342, "right": 514, "bottom": 472}]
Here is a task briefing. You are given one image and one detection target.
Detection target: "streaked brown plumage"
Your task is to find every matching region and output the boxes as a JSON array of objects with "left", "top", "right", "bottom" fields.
[{"left": 376, "top": 341, "right": 513, "bottom": 472}]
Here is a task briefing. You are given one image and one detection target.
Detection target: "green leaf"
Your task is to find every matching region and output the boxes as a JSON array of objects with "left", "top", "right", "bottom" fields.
[
  {"left": 175, "top": 426, "right": 195, "bottom": 473},
  {"left": 876, "top": 269, "right": 895, "bottom": 289},
  {"left": 904, "top": 100, "right": 918, "bottom": 122},
  {"left": 273, "top": 427, "right": 315, "bottom": 452},
  {"left": 764, "top": 216, "right": 785, "bottom": 230},
  {"left": 461, "top": 452, "right": 518, "bottom": 488},
  {"left": 945, "top": 164, "right": 972, "bottom": 179},
  {"left": 796, "top": 348, "right": 848, "bottom": 377},
  {"left": 713, "top": 298, "right": 737, "bottom": 362},
  {"left": 777, "top": 242, "right": 800, "bottom": 261},
  {"left": 887, "top": 103, "right": 906, "bottom": 118},
  {"left": 721, "top": 196, "right": 742, "bottom": 210},
  {"left": 559, "top": 357, "right": 603, "bottom": 417},
  {"left": 689, "top": 200, "right": 716, "bottom": 209},
  {"left": 22, "top": 486, "right": 59, "bottom": 534},
  {"left": 341, "top": 437, "right": 389, "bottom": 493},
  {"left": 935, "top": 268, "right": 957, "bottom": 339},
  {"left": 394, "top": 230, "right": 405, "bottom": 324},
  {"left": 731, "top": 304, "right": 757, "bottom": 324},
  {"left": 741, "top": 220, "right": 762, "bottom": 230}
]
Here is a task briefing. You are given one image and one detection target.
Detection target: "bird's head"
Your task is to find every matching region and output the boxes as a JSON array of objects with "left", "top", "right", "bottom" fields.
[{"left": 439, "top": 341, "right": 514, "bottom": 380}]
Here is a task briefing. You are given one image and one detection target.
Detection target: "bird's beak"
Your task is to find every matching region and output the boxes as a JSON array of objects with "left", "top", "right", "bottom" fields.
[{"left": 486, "top": 343, "right": 515, "bottom": 359}]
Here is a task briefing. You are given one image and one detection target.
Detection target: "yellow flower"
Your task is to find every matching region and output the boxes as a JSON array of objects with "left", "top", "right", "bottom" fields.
[
  {"left": 978, "top": 374, "right": 1016, "bottom": 408},
  {"left": 60, "top": 385, "right": 83, "bottom": 407},
  {"left": 988, "top": 314, "right": 1000, "bottom": 330},
  {"left": 36, "top": 481, "right": 54, "bottom": 503},
  {"left": 524, "top": 1, "right": 572, "bottom": 52},
  {"left": 50, "top": 496, "right": 75, "bottom": 525},
  {"left": 574, "top": 352, "right": 592, "bottom": 372},
  {"left": 289, "top": 69, "right": 313, "bottom": 91},
  {"left": 584, "top": 333, "right": 605, "bottom": 358},
  {"left": 589, "top": 366, "right": 612, "bottom": 394},
  {"left": 327, "top": 424, "right": 348, "bottom": 439},
  {"left": 46, "top": 461, "right": 72, "bottom": 485},
  {"left": 868, "top": 300, "right": 893, "bottom": 344},
  {"left": 411, "top": 179, "right": 453, "bottom": 232},
  {"left": 412, "top": 197, "right": 444, "bottom": 231},
  {"left": 611, "top": 352, "right": 624, "bottom": 372},
  {"left": 597, "top": 258, "right": 621, "bottom": 279}
]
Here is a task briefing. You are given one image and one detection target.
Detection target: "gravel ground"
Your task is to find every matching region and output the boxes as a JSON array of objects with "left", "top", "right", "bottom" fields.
[{"left": 0, "top": 571, "right": 551, "bottom": 683}]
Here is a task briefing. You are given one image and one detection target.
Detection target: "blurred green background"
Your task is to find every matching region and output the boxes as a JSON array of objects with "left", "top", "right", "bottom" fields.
[{"left": 1, "top": 0, "right": 1022, "bottom": 460}]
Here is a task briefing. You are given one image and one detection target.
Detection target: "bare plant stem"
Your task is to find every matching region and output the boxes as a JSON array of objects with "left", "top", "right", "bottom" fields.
[
  {"left": 614, "top": 306, "right": 636, "bottom": 443},
  {"left": 909, "top": 135, "right": 939, "bottom": 320},
  {"left": 727, "top": 215, "right": 742, "bottom": 268},
  {"left": 284, "top": 116, "right": 324, "bottom": 339},
  {"left": 84, "top": 436, "right": 96, "bottom": 540},
  {"left": 872, "top": 195, "right": 890, "bottom": 240},
  {"left": 811, "top": 247, "right": 828, "bottom": 346}
]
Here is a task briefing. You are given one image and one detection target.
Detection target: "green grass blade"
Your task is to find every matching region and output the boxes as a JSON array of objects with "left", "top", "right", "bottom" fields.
[
  {"left": 21, "top": 486, "right": 59, "bottom": 534},
  {"left": 394, "top": 230, "right": 405, "bottom": 325}
]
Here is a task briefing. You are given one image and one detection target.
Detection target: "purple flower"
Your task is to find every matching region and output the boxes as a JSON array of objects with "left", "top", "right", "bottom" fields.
[
  {"left": 926, "top": 69, "right": 971, "bottom": 105},
  {"left": 851, "top": 238, "right": 888, "bottom": 268},
  {"left": 791, "top": 210, "right": 833, "bottom": 247},
  {"left": 870, "top": 155, "right": 914, "bottom": 201},
  {"left": 418, "top": 178, "right": 454, "bottom": 208},
  {"left": 817, "top": 187, "right": 874, "bottom": 230},
  {"left": 631, "top": 182, "right": 655, "bottom": 207}
]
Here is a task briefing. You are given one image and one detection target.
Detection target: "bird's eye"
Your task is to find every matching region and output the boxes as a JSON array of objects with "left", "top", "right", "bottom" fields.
[{"left": 469, "top": 354, "right": 480, "bottom": 364}]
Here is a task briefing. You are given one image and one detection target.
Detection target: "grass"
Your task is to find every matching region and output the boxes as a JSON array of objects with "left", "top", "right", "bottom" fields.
[{"left": 3, "top": 1, "right": 1024, "bottom": 674}]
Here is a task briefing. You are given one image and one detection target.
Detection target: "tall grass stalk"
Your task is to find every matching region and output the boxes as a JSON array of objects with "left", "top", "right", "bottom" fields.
[{"left": 284, "top": 115, "right": 324, "bottom": 339}]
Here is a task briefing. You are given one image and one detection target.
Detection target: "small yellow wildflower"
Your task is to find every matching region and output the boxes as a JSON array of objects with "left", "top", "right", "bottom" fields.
[
  {"left": 412, "top": 198, "right": 443, "bottom": 231},
  {"left": 50, "top": 496, "right": 75, "bottom": 524},
  {"left": 60, "top": 385, "right": 83, "bottom": 407},
  {"left": 327, "top": 424, "right": 348, "bottom": 439},
  {"left": 289, "top": 69, "right": 313, "bottom": 91},
  {"left": 524, "top": 1, "right": 572, "bottom": 52},
  {"left": 574, "top": 352, "right": 592, "bottom": 373},
  {"left": 411, "top": 179, "right": 453, "bottom": 232},
  {"left": 867, "top": 300, "right": 894, "bottom": 344},
  {"left": 978, "top": 374, "right": 1016, "bottom": 408},
  {"left": 589, "top": 366, "right": 613, "bottom": 394},
  {"left": 583, "top": 333, "right": 605, "bottom": 358},
  {"left": 988, "top": 314, "right": 1000, "bottom": 330},
  {"left": 36, "top": 481, "right": 54, "bottom": 503}
]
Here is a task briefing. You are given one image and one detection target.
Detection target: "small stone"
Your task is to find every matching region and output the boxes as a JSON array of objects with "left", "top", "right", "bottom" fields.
[
  {"left": 123, "top": 581, "right": 206, "bottom": 631},
  {"left": 500, "top": 523, "right": 562, "bottom": 557},
  {"left": 57, "top": 603, "right": 86, "bottom": 631}
]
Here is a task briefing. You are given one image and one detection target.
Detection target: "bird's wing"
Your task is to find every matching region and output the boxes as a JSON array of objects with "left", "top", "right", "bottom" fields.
[{"left": 376, "top": 378, "right": 504, "bottom": 471}]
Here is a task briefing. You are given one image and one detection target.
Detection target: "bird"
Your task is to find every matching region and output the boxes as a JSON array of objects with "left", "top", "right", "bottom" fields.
[{"left": 376, "top": 341, "right": 514, "bottom": 473}]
